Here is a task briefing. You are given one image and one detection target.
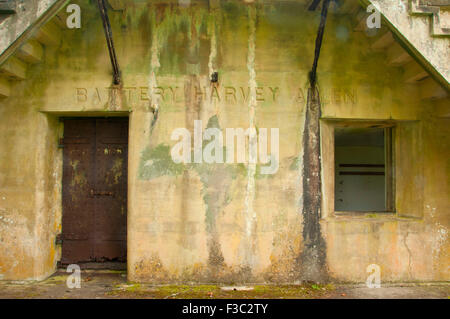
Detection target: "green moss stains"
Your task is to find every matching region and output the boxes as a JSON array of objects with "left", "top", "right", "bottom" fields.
[{"left": 138, "top": 144, "right": 185, "bottom": 180}]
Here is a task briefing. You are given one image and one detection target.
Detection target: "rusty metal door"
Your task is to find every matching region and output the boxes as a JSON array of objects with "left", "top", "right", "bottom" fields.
[{"left": 61, "top": 118, "right": 128, "bottom": 264}]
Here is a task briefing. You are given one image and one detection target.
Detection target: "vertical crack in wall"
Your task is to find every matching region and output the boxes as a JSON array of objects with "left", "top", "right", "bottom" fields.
[
  {"left": 208, "top": 9, "right": 217, "bottom": 84},
  {"left": 242, "top": 5, "right": 258, "bottom": 270},
  {"left": 202, "top": 6, "right": 218, "bottom": 120},
  {"left": 403, "top": 230, "right": 413, "bottom": 280},
  {"left": 184, "top": 10, "right": 202, "bottom": 130},
  {"left": 147, "top": 9, "right": 161, "bottom": 136},
  {"left": 203, "top": 7, "right": 227, "bottom": 275}
]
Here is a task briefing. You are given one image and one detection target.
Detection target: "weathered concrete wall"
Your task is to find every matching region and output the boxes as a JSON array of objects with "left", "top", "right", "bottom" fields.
[
  {"left": 0, "top": 53, "right": 62, "bottom": 280},
  {"left": 324, "top": 112, "right": 449, "bottom": 282},
  {"left": 0, "top": 0, "right": 448, "bottom": 283}
]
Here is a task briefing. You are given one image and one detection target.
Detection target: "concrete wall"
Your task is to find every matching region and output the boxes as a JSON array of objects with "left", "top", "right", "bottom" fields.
[
  {"left": 0, "top": 0, "right": 448, "bottom": 283},
  {"left": 325, "top": 114, "right": 449, "bottom": 282},
  {"left": 0, "top": 58, "right": 61, "bottom": 280}
]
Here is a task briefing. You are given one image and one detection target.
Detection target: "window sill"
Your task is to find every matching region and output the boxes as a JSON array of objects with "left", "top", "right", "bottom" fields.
[{"left": 323, "top": 211, "right": 422, "bottom": 222}]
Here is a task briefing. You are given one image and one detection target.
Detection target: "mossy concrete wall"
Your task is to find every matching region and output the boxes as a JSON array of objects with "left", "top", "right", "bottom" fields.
[
  {"left": 0, "top": 0, "right": 448, "bottom": 283},
  {"left": 0, "top": 58, "right": 62, "bottom": 280}
]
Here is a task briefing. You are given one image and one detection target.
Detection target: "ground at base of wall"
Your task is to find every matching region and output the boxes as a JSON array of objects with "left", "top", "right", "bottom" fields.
[{"left": 0, "top": 271, "right": 448, "bottom": 299}]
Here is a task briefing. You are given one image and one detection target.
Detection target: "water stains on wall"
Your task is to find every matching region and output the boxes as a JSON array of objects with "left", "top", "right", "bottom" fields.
[{"left": 0, "top": 0, "right": 448, "bottom": 283}]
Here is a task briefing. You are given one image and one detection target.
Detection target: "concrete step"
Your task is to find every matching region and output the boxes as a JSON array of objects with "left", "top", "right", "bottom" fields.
[{"left": 410, "top": 0, "right": 450, "bottom": 37}]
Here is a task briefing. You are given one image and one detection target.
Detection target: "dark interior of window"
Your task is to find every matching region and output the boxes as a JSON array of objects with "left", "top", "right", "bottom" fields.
[{"left": 334, "top": 127, "right": 392, "bottom": 212}]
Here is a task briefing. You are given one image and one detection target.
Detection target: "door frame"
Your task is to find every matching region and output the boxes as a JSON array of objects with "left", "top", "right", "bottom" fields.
[{"left": 58, "top": 116, "right": 130, "bottom": 269}]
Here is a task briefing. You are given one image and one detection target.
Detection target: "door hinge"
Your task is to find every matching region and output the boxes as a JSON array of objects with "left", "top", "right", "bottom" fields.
[
  {"left": 55, "top": 233, "right": 63, "bottom": 245},
  {"left": 58, "top": 138, "right": 64, "bottom": 148}
]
